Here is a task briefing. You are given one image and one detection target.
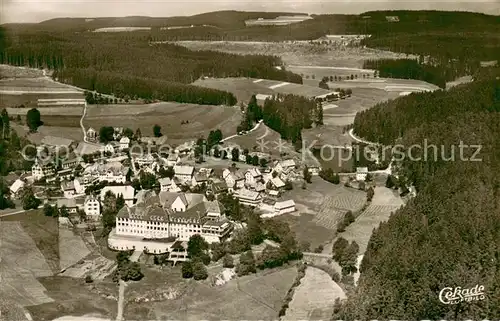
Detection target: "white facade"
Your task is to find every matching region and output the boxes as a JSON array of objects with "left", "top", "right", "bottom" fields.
[
  {"left": 32, "top": 159, "right": 55, "bottom": 181},
  {"left": 166, "top": 153, "right": 180, "bottom": 166},
  {"left": 356, "top": 167, "right": 368, "bottom": 182},
  {"left": 245, "top": 168, "right": 262, "bottom": 186},
  {"left": 174, "top": 165, "right": 194, "bottom": 183},
  {"left": 235, "top": 189, "right": 262, "bottom": 207},
  {"left": 119, "top": 137, "right": 130, "bottom": 150},
  {"left": 83, "top": 162, "right": 128, "bottom": 184},
  {"left": 114, "top": 192, "right": 232, "bottom": 244},
  {"left": 159, "top": 177, "right": 181, "bottom": 192},
  {"left": 103, "top": 143, "right": 115, "bottom": 154},
  {"left": 84, "top": 195, "right": 101, "bottom": 220},
  {"left": 9, "top": 179, "right": 25, "bottom": 197}
]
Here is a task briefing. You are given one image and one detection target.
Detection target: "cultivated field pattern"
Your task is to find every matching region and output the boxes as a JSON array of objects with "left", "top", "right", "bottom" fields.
[{"left": 0, "top": 221, "right": 54, "bottom": 307}]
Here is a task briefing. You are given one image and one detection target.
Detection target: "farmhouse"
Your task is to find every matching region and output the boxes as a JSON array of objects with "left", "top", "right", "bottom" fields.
[
  {"left": 119, "top": 137, "right": 130, "bottom": 150},
  {"left": 174, "top": 165, "right": 195, "bottom": 183},
  {"left": 223, "top": 168, "right": 245, "bottom": 190},
  {"left": 192, "top": 173, "right": 209, "bottom": 187},
  {"left": 245, "top": 168, "right": 262, "bottom": 187},
  {"left": 9, "top": 179, "right": 25, "bottom": 198},
  {"left": 174, "top": 141, "right": 195, "bottom": 155},
  {"left": 235, "top": 188, "right": 262, "bottom": 207},
  {"left": 86, "top": 127, "right": 97, "bottom": 142},
  {"left": 166, "top": 153, "right": 180, "bottom": 166},
  {"left": 32, "top": 158, "right": 55, "bottom": 181},
  {"left": 269, "top": 177, "right": 286, "bottom": 190},
  {"left": 56, "top": 198, "right": 79, "bottom": 213},
  {"left": 132, "top": 153, "right": 156, "bottom": 167},
  {"left": 84, "top": 195, "right": 101, "bottom": 220},
  {"left": 274, "top": 200, "right": 296, "bottom": 215},
  {"left": 103, "top": 143, "right": 116, "bottom": 154},
  {"left": 73, "top": 178, "right": 88, "bottom": 194},
  {"left": 100, "top": 185, "right": 135, "bottom": 207},
  {"left": 356, "top": 167, "right": 368, "bottom": 182},
  {"left": 386, "top": 16, "right": 400, "bottom": 22},
  {"left": 61, "top": 180, "right": 76, "bottom": 198},
  {"left": 61, "top": 152, "right": 80, "bottom": 169},
  {"left": 209, "top": 181, "right": 228, "bottom": 195},
  {"left": 159, "top": 177, "right": 181, "bottom": 192},
  {"left": 273, "top": 159, "right": 296, "bottom": 174},
  {"left": 113, "top": 191, "right": 232, "bottom": 244}
]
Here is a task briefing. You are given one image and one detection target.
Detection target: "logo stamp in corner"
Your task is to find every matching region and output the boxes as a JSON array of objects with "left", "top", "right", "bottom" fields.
[{"left": 439, "top": 284, "right": 486, "bottom": 304}]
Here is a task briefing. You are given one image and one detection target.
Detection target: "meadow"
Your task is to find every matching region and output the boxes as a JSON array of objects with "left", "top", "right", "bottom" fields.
[{"left": 84, "top": 102, "right": 242, "bottom": 144}]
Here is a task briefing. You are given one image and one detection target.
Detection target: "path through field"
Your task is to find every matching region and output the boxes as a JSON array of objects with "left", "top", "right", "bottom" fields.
[
  {"left": 282, "top": 267, "right": 346, "bottom": 321},
  {"left": 116, "top": 280, "right": 127, "bottom": 321}
]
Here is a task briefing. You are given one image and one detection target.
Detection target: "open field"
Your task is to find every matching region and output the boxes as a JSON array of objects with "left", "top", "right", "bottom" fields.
[
  {"left": 6, "top": 106, "right": 84, "bottom": 116},
  {"left": 12, "top": 123, "right": 83, "bottom": 144},
  {"left": 124, "top": 266, "right": 297, "bottom": 320},
  {"left": 0, "top": 221, "right": 54, "bottom": 307},
  {"left": 0, "top": 77, "right": 84, "bottom": 108},
  {"left": 59, "top": 227, "right": 92, "bottom": 271},
  {"left": 0, "top": 64, "right": 44, "bottom": 79},
  {"left": 84, "top": 102, "right": 242, "bottom": 144},
  {"left": 192, "top": 77, "right": 275, "bottom": 103},
  {"left": 192, "top": 77, "right": 334, "bottom": 102},
  {"left": 1, "top": 210, "right": 60, "bottom": 273},
  {"left": 327, "top": 77, "right": 440, "bottom": 92},
  {"left": 288, "top": 65, "right": 375, "bottom": 80},
  {"left": 278, "top": 177, "right": 366, "bottom": 249},
  {"left": 337, "top": 186, "right": 403, "bottom": 253},
  {"left": 27, "top": 277, "right": 118, "bottom": 321},
  {"left": 175, "top": 41, "right": 415, "bottom": 68},
  {"left": 283, "top": 267, "right": 346, "bottom": 321}
]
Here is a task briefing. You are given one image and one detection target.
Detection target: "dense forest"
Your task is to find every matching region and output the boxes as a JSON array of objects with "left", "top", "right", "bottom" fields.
[
  {"left": 262, "top": 94, "right": 321, "bottom": 143},
  {"left": 363, "top": 58, "right": 454, "bottom": 88},
  {"left": 0, "top": 30, "right": 301, "bottom": 105},
  {"left": 336, "top": 76, "right": 500, "bottom": 318}
]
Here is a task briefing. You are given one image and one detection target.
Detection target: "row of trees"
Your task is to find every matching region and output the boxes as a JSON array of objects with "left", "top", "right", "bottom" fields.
[{"left": 55, "top": 68, "right": 238, "bottom": 106}]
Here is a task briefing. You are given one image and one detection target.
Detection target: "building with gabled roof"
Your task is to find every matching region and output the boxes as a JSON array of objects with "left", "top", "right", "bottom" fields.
[
  {"left": 245, "top": 168, "right": 262, "bottom": 187},
  {"left": 173, "top": 165, "right": 194, "bottom": 183},
  {"left": 356, "top": 167, "right": 368, "bottom": 182},
  {"left": 113, "top": 191, "right": 232, "bottom": 244},
  {"left": 9, "top": 179, "right": 25, "bottom": 198},
  {"left": 235, "top": 188, "right": 262, "bottom": 207},
  {"left": 32, "top": 158, "right": 55, "bottom": 181},
  {"left": 84, "top": 194, "right": 101, "bottom": 220}
]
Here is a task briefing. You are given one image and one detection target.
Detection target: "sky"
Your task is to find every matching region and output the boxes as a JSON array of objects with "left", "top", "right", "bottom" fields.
[{"left": 1, "top": 0, "right": 499, "bottom": 24}]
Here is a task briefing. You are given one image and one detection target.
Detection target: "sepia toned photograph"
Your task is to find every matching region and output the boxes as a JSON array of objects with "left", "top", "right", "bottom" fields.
[{"left": 0, "top": 1, "right": 499, "bottom": 320}]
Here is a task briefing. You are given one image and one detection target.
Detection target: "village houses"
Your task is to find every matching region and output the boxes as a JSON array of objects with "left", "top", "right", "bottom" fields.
[
  {"left": 159, "top": 177, "right": 181, "bottom": 193},
  {"left": 100, "top": 185, "right": 135, "bottom": 207},
  {"left": 173, "top": 165, "right": 195, "bottom": 183}
]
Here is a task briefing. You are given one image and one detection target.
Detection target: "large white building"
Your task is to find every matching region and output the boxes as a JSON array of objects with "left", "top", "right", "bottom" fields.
[
  {"left": 114, "top": 191, "right": 232, "bottom": 244},
  {"left": 32, "top": 158, "right": 55, "bottom": 181}
]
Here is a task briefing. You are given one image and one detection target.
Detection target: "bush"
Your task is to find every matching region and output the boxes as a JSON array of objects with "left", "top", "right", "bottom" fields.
[
  {"left": 222, "top": 253, "right": 234, "bottom": 268},
  {"left": 182, "top": 261, "right": 193, "bottom": 278},
  {"left": 192, "top": 261, "right": 209, "bottom": 280},
  {"left": 85, "top": 275, "right": 93, "bottom": 283},
  {"left": 313, "top": 245, "right": 324, "bottom": 253}
]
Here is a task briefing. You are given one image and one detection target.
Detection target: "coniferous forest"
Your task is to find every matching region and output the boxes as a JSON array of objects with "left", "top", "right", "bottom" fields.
[
  {"left": 0, "top": 31, "right": 301, "bottom": 105},
  {"left": 338, "top": 77, "right": 500, "bottom": 319}
]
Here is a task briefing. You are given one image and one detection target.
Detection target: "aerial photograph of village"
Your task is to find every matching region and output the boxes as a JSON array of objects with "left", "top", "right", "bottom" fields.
[{"left": 0, "top": 0, "right": 499, "bottom": 320}]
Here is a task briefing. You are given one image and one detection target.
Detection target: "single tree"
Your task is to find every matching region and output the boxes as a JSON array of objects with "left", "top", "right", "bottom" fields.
[
  {"left": 182, "top": 261, "right": 193, "bottom": 278},
  {"left": 26, "top": 108, "right": 42, "bottom": 132},
  {"left": 223, "top": 253, "right": 234, "bottom": 268},
  {"left": 153, "top": 125, "right": 162, "bottom": 137}
]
